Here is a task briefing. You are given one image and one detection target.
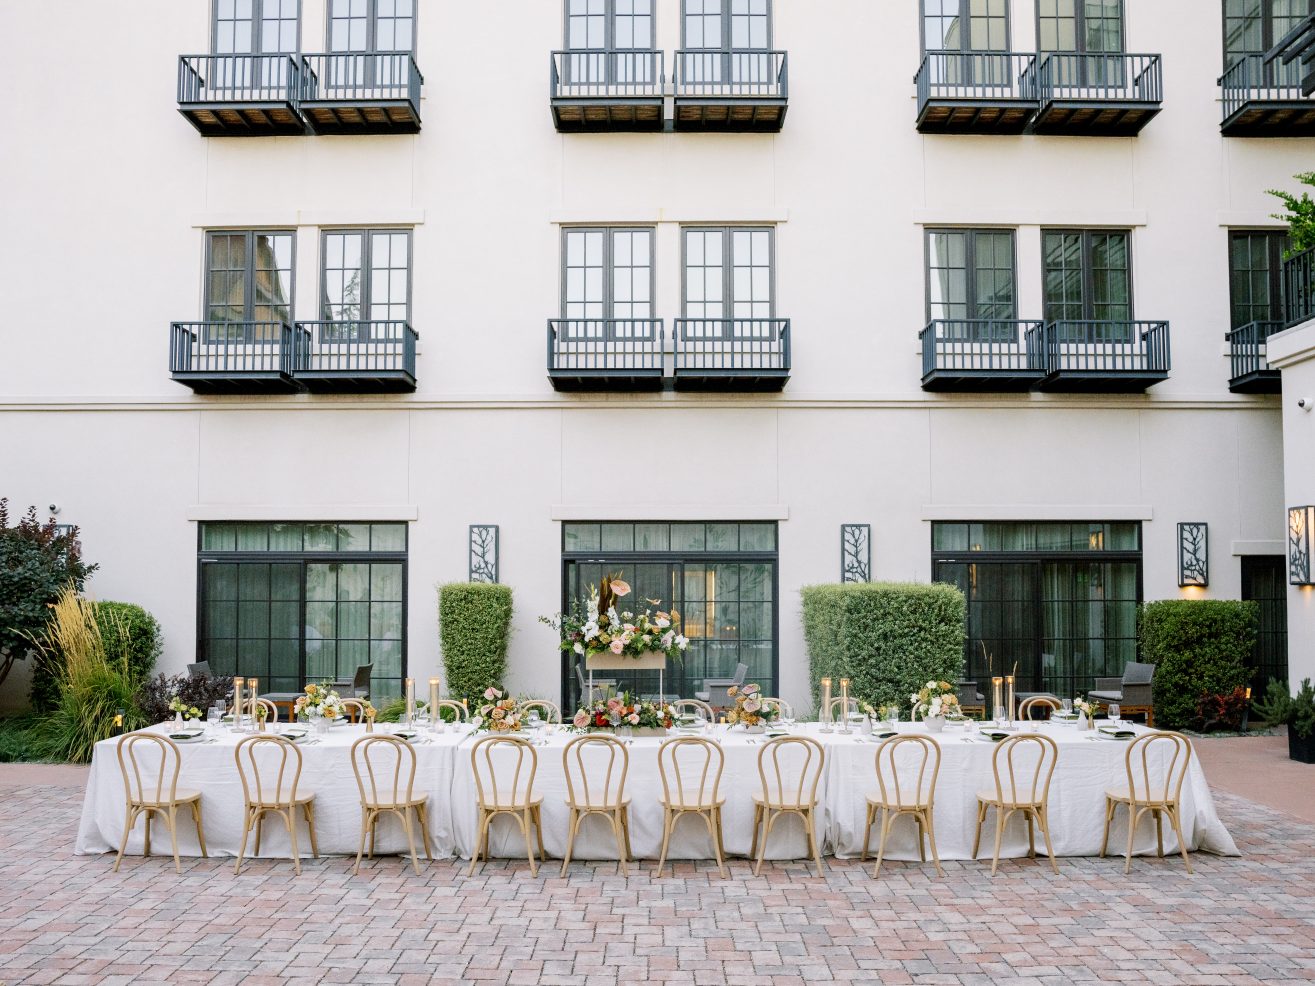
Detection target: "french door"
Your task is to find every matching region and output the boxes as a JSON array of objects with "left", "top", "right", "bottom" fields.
[
  {"left": 204, "top": 230, "right": 294, "bottom": 343},
  {"left": 321, "top": 229, "right": 412, "bottom": 342},
  {"left": 682, "top": 227, "right": 775, "bottom": 338},
  {"left": 681, "top": 0, "right": 773, "bottom": 87},
  {"left": 564, "top": 0, "right": 656, "bottom": 86},
  {"left": 562, "top": 227, "right": 656, "bottom": 340},
  {"left": 325, "top": 0, "right": 415, "bottom": 91},
  {"left": 1038, "top": 0, "right": 1125, "bottom": 89},
  {"left": 212, "top": 0, "right": 299, "bottom": 90},
  {"left": 1241, "top": 556, "right": 1288, "bottom": 689}
]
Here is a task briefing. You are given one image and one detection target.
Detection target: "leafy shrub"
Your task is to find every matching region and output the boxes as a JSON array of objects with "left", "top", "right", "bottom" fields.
[
  {"left": 1254, "top": 677, "right": 1315, "bottom": 739},
  {"left": 801, "top": 582, "right": 966, "bottom": 715},
  {"left": 0, "top": 715, "right": 46, "bottom": 763},
  {"left": 32, "top": 601, "right": 162, "bottom": 712},
  {"left": 1269, "top": 171, "right": 1315, "bottom": 253},
  {"left": 29, "top": 589, "right": 148, "bottom": 764},
  {"left": 438, "top": 583, "right": 513, "bottom": 703},
  {"left": 1139, "top": 599, "right": 1256, "bottom": 731},
  {"left": 0, "top": 500, "right": 96, "bottom": 701},
  {"left": 1192, "top": 686, "right": 1251, "bottom": 733},
  {"left": 136, "top": 672, "right": 233, "bottom": 725},
  {"left": 374, "top": 697, "right": 461, "bottom": 723}
]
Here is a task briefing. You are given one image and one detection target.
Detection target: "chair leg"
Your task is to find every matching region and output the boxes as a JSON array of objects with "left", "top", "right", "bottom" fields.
[
  {"left": 1155, "top": 809, "right": 1165, "bottom": 858},
  {"left": 704, "top": 810, "right": 727, "bottom": 879},
  {"left": 520, "top": 809, "right": 538, "bottom": 877},
  {"left": 192, "top": 801, "right": 208, "bottom": 858},
  {"left": 144, "top": 810, "right": 152, "bottom": 859},
  {"left": 167, "top": 806, "right": 182, "bottom": 875},
  {"left": 285, "top": 809, "right": 301, "bottom": 877},
  {"left": 749, "top": 803, "right": 762, "bottom": 861},
  {"left": 468, "top": 812, "right": 489, "bottom": 877},
  {"left": 914, "top": 812, "right": 927, "bottom": 863},
  {"left": 1125, "top": 805, "right": 1138, "bottom": 874},
  {"left": 805, "top": 808, "right": 824, "bottom": 878},
  {"left": 254, "top": 812, "right": 264, "bottom": 857},
  {"left": 235, "top": 806, "right": 253, "bottom": 875},
  {"left": 1167, "top": 806, "right": 1194, "bottom": 875},
  {"left": 1099, "top": 798, "right": 1115, "bottom": 858},
  {"left": 400, "top": 807, "right": 421, "bottom": 875},
  {"left": 416, "top": 803, "right": 434, "bottom": 861},
  {"left": 561, "top": 809, "right": 580, "bottom": 878},
  {"left": 113, "top": 806, "right": 135, "bottom": 872},
  {"left": 1038, "top": 806, "right": 1058, "bottom": 876},
  {"left": 304, "top": 802, "right": 320, "bottom": 858},
  {"left": 355, "top": 808, "right": 371, "bottom": 876},
  {"left": 713, "top": 806, "right": 726, "bottom": 860},
  {"left": 533, "top": 806, "right": 546, "bottom": 863},
  {"left": 923, "top": 809, "right": 944, "bottom": 879},
  {"left": 610, "top": 811, "right": 628, "bottom": 877},
  {"left": 621, "top": 808, "right": 634, "bottom": 860},
  {"left": 873, "top": 810, "right": 893, "bottom": 879},
  {"left": 1025, "top": 810, "right": 1036, "bottom": 859},
  {"left": 861, "top": 804, "right": 874, "bottom": 863},
  {"left": 656, "top": 810, "right": 674, "bottom": 877},
  {"left": 990, "top": 809, "right": 1006, "bottom": 876},
  {"left": 971, "top": 801, "right": 986, "bottom": 860}
]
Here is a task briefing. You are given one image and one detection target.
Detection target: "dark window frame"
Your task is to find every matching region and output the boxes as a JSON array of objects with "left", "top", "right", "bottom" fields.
[
  {"left": 203, "top": 228, "right": 297, "bottom": 344},
  {"left": 211, "top": 0, "right": 303, "bottom": 55},
  {"left": 324, "top": 0, "right": 417, "bottom": 54},
  {"left": 564, "top": 0, "right": 658, "bottom": 51},
  {"left": 1041, "top": 227, "right": 1134, "bottom": 324},
  {"left": 680, "top": 0, "right": 773, "bottom": 51},
  {"left": 923, "top": 227, "right": 1019, "bottom": 326},
  {"left": 1036, "top": 0, "right": 1126, "bottom": 54},
  {"left": 1223, "top": 0, "right": 1315, "bottom": 66},
  {"left": 319, "top": 228, "right": 414, "bottom": 340},
  {"left": 559, "top": 225, "right": 658, "bottom": 338},
  {"left": 1228, "top": 228, "right": 1290, "bottom": 329},
  {"left": 680, "top": 226, "right": 777, "bottom": 328},
  {"left": 919, "top": 0, "right": 1011, "bottom": 54}
]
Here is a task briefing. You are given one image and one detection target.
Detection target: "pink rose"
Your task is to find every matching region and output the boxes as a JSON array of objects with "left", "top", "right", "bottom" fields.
[
  {"left": 610, "top": 639, "right": 625, "bottom": 654},
  {"left": 607, "top": 698, "right": 623, "bottom": 712},
  {"left": 628, "top": 713, "right": 640, "bottom": 725}
]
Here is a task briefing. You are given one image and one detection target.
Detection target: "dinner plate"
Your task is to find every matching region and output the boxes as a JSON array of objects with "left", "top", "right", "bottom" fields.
[
  {"left": 1098, "top": 729, "right": 1136, "bottom": 740},
  {"left": 168, "top": 732, "right": 207, "bottom": 743}
]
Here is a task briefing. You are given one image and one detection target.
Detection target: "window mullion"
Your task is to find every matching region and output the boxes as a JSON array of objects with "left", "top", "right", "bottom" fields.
[{"left": 964, "top": 231, "right": 979, "bottom": 321}]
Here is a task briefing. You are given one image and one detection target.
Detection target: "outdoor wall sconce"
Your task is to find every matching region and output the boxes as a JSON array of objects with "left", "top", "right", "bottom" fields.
[
  {"left": 1177, "top": 522, "right": 1209, "bottom": 587},
  {"left": 1291, "top": 507, "right": 1315, "bottom": 586},
  {"left": 469, "top": 525, "right": 500, "bottom": 583},
  {"left": 841, "top": 524, "right": 871, "bottom": 582}
]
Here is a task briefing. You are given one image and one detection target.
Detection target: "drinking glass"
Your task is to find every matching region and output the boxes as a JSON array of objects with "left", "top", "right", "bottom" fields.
[
  {"left": 207, "top": 705, "right": 221, "bottom": 729},
  {"left": 993, "top": 705, "right": 1007, "bottom": 727},
  {"left": 1109, "top": 703, "right": 1121, "bottom": 726},
  {"left": 1061, "top": 698, "right": 1073, "bottom": 715},
  {"left": 527, "top": 710, "right": 542, "bottom": 730},
  {"left": 886, "top": 710, "right": 898, "bottom": 732}
]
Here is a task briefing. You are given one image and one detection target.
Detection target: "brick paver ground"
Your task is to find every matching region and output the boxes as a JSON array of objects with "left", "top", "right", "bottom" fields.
[{"left": 2, "top": 775, "right": 1314, "bottom": 985}]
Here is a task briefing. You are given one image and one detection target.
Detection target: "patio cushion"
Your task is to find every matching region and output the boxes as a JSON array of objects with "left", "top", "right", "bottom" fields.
[
  {"left": 1087, "top": 690, "right": 1122, "bottom": 702},
  {"left": 1123, "top": 661, "right": 1156, "bottom": 685}
]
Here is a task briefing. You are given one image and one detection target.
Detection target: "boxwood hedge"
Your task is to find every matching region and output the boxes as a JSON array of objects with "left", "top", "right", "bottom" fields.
[
  {"left": 1138, "top": 599, "right": 1256, "bottom": 730},
  {"left": 438, "top": 582, "right": 513, "bottom": 703}
]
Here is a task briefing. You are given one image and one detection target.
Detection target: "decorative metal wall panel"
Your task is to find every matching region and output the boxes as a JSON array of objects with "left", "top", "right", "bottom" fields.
[
  {"left": 1176, "top": 522, "right": 1209, "bottom": 587},
  {"left": 469, "top": 525, "right": 500, "bottom": 583},
  {"left": 841, "top": 524, "right": 871, "bottom": 583},
  {"left": 1291, "top": 507, "right": 1314, "bottom": 586}
]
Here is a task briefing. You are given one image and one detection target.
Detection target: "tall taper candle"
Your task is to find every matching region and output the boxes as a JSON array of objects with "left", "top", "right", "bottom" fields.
[
  {"left": 1005, "top": 675, "right": 1015, "bottom": 727},
  {"left": 991, "top": 677, "right": 1003, "bottom": 723},
  {"left": 232, "top": 676, "right": 244, "bottom": 726},
  {"left": 405, "top": 677, "right": 415, "bottom": 725},
  {"left": 839, "top": 678, "right": 851, "bottom": 734},
  {"left": 819, "top": 677, "right": 833, "bottom": 733},
  {"left": 247, "top": 678, "right": 258, "bottom": 732},
  {"left": 429, "top": 678, "right": 440, "bottom": 727}
]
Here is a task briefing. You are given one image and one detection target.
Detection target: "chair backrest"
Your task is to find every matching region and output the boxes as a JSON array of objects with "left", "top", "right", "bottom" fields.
[
  {"left": 351, "top": 735, "right": 417, "bottom": 808},
  {"left": 563, "top": 734, "right": 628, "bottom": 809},
  {"left": 956, "top": 680, "right": 981, "bottom": 707},
  {"left": 519, "top": 699, "right": 562, "bottom": 724},
  {"left": 187, "top": 661, "right": 211, "bottom": 679},
  {"left": 990, "top": 734, "right": 1059, "bottom": 806},
  {"left": 235, "top": 734, "right": 302, "bottom": 806},
  {"left": 1124, "top": 731, "right": 1192, "bottom": 805},
  {"left": 116, "top": 733, "right": 183, "bottom": 805},
  {"left": 254, "top": 697, "right": 279, "bottom": 724},
  {"left": 827, "top": 696, "right": 859, "bottom": 719},
  {"left": 761, "top": 696, "right": 793, "bottom": 719},
  {"left": 730, "top": 662, "right": 748, "bottom": 686},
  {"left": 657, "top": 736, "right": 724, "bottom": 808},
  {"left": 757, "top": 736, "right": 825, "bottom": 808},
  {"left": 1123, "top": 661, "right": 1156, "bottom": 685},
  {"left": 340, "top": 698, "right": 366, "bottom": 723},
  {"left": 875, "top": 734, "right": 941, "bottom": 808},
  {"left": 1018, "top": 696, "right": 1062, "bottom": 720},
  {"left": 471, "top": 735, "right": 537, "bottom": 808},
  {"left": 434, "top": 699, "right": 468, "bottom": 722},
  {"left": 672, "top": 698, "right": 714, "bottom": 721},
  {"left": 352, "top": 663, "right": 373, "bottom": 692}
]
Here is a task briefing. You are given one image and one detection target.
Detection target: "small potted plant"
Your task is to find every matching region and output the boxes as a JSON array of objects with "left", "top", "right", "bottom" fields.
[
  {"left": 1073, "top": 697, "right": 1099, "bottom": 730},
  {"left": 1254, "top": 678, "right": 1315, "bottom": 764},
  {"left": 168, "top": 697, "right": 203, "bottom": 731}
]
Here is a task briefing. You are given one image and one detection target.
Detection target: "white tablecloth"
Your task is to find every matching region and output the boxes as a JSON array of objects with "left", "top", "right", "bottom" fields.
[{"left": 76, "top": 720, "right": 1238, "bottom": 863}]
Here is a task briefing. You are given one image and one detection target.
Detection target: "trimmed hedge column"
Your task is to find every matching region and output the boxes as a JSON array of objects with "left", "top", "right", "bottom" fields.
[
  {"left": 1139, "top": 599, "right": 1256, "bottom": 730},
  {"left": 801, "top": 582, "right": 966, "bottom": 715},
  {"left": 438, "top": 582, "right": 513, "bottom": 703}
]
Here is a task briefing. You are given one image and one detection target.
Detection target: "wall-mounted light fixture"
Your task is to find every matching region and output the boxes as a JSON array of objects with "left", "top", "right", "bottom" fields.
[
  {"left": 1177, "top": 522, "right": 1209, "bottom": 587},
  {"left": 1290, "top": 506, "right": 1315, "bottom": 586}
]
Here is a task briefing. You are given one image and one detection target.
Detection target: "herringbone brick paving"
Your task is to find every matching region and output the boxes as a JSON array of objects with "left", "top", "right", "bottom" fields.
[{"left": 1, "top": 781, "right": 1313, "bottom": 985}]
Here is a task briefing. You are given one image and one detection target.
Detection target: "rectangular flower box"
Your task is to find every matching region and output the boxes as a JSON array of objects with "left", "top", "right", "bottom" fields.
[
  {"left": 586, "top": 652, "right": 667, "bottom": 671},
  {"left": 1289, "top": 728, "right": 1315, "bottom": 764}
]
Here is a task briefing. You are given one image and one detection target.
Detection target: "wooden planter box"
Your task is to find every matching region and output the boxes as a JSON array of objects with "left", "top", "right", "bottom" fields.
[
  {"left": 1289, "top": 728, "right": 1315, "bottom": 764},
  {"left": 585, "top": 652, "right": 667, "bottom": 672}
]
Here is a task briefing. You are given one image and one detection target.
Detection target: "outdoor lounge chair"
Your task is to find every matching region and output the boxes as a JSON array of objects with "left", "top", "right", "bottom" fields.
[{"left": 1088, "top": 661, "right": 1156, "bottom": 727}]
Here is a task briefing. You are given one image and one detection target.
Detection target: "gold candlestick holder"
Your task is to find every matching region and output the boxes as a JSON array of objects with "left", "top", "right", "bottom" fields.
[
  {"left": 991, "top": 677, "right": 1004, "bottom": 725},
  {"left": 838, "top": 678, "right": 852, "bottom": 734},
  {"left": 819, "top": 678, "right": 833, "bottom": 733}
]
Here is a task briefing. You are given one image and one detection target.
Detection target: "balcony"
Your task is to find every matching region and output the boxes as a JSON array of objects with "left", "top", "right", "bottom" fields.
[
  {"left": 170, "top": 321, "right": 303, "bottom": 393},
  {"left": 673, "top": 50, "right": 788, "bottom": 131},
  {"left": 915, "top": 52, "right": 1038, "bottom": 134},
  {"left": 548, "top": 319, "right": 665, "bottom": 391},
  {"left": 177, "top": 54, "right": 305, "bottom": 136},
  {"left": 550, "top": 51, "right": 665, "bottom": 132},
  {"left": 1029, "top": 52, "right": 1162, "bottom": 136},
  {"left": 1221, "top": 55, "right": 1315, "bottom": 136},
  {"left": 293, "top": 321, "right": 418, "bottom": 393},
  {"left": 919, "top": 320, "right": 1045, "bottom": 391},
  {"left": 1285, "top": 246, "right": 1315, "bottom": 328},
  {"left": 299, "top": 53, "right": 422, "bottom": 134},
  {"left": 673, "top": 319, "right": 790, "bottom": 391},
  {"left": 1029, "top": 320, "right": 1170, "bottom": 392},
  {"left": 1227, "top": 321, "right": 1283, "bottom": 394}
]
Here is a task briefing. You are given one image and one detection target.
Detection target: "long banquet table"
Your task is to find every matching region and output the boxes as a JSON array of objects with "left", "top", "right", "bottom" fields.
[{"left": 77, "top": 719, "right": 1239, "bottom": 864}]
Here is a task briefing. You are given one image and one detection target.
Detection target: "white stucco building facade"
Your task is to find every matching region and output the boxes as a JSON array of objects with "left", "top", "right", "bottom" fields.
[{"left": 1, "top": 0, "right": 1310, "bottom": 712}]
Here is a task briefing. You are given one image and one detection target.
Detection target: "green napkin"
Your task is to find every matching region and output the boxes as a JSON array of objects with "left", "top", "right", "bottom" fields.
[
  {"left": 981, "top": 731, "right": 1011, "bottom": 742},
  {"left": 1099, "top": 727, "right": 1136, "bottom": 739}
]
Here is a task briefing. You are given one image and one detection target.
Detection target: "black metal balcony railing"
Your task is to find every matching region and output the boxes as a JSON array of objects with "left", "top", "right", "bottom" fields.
[
  {"left": 548, "top": 319, "right": 664, "bottom": 389},
  {"left": 674, "top": 50, "right": 788, "bottom": 98},
  {"left": 1027, "top": 52, "right": 1162, "bottom": 135},
  {"left": 1221, "top": 54, "right": 1312, "bottom": 118},
  {"left": 551, "top": 50, "right": 664, "bottom": 97},
  {"left": 178, "top": 53, "right": 301, "bottom": 106},
  {"left": 294, "top": 320, "right": 418, "bottom": 391},
  {"left": 674, "top": 318, "right": 789, "bottom": 369},
  {"left": 300, "top": 52, "right": 423, "bottom": 133},
  {"left": 1227, "top": 320, "right": 1283, "bottom": 393},
  {"left": 1026, "top": 320, "right": 1170, "bottom": 390},
  {"left": 1286, "top": 246, "right": 1315, "bottom": 327},
  {"left": 170, "top": 321, "right": 304, "bottom": 390},
  {"left": 920, "top": 319, "right": 1045, "bottom": 389},
  {"left": 915, "top": 52, "right": 1039, "bottom": 133}
]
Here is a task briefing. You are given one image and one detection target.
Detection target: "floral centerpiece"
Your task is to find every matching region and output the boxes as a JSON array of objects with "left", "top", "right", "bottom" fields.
[
  {"left": 168, "top": 697, "right": 203, "bottom": 729},
  {"left": 293, "top": 683, "right": 345, "bottom": 723},
  {"left": 571, "top": 693, "right": 675, "bottom": 736},
  {"left": 726, "top": 683, "right": 778, "bottom": 732},
  {"left": 912, "top": 681, "right": 961, "bottom": 732},
  {"left": 541, "top": 574, "right": 689, "bottom": 665},
  {"left": 472, "top": 687, "right": 524, "bottom": 733},
  {"left": 1074, "top": 697, "right": 1099, "bottom": 729}
]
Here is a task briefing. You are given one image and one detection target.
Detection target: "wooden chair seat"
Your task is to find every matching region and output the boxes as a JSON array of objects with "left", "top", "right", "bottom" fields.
[
  {"left": 1104, "top": 785, "right": 1177, "bottom": 806},
  {"left": 478, "top": 795, "right": 544, "bottom": 812},
  {"left": 363, "top": 795, "right": 429, "bottom": 811},
  {"left": 659, "top": 795, "right": 725, "bottom": 811},
  {"left": 132, "top": 789, "right": 202, "bottom": 809},
  {"left": 752, "top": 792, "right": 817, "bottom": 811},
  {"left": 249, "top": 791, "right": 314, "bottom": 809},
  {"left": 567, "top": 795, "right": 631, "bottom": 810},
  {"left": 867, "top": 791, "right": 932, "bottom": 811},
  {"left": 976, "top": 790, "right": 1046, "bottom": 810}
]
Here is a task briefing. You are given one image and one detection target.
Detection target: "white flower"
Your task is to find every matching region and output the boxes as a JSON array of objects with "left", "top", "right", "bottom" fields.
[
  {"left": 583, "top": 621, "right": 600, "bottom": 641},
  {"left": 573, "top": 642, "right": 584, "bottom": 654},
  {"left": 661, "top": 631, "right": 674, "bottom": 649},
  {"left": 675, "top": 635, "right": 688, "bottom": 650}
]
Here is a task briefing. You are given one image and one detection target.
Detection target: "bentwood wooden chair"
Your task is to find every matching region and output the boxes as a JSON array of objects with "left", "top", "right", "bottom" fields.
[
  {"left": 561, "top": 734, "right": 632, "bottom": 876},
  {"left": 751, "top": 736, "right": 826, "bottom": 877},
  {"left": 827, "top": 696, "right": 860, "bottom": 722},
  {"left": 863, "top": 735, "right": 943, "bottom": 878},
  {"left": 672, "top": 699, "right": 715, "bottom": 722},
  {"left": 434, "top": 699, "right": 468, "bottom": 722},
  {"left": 113, "top": 733, "right": 208, "bottom": 873},
  {"left": 973, "top": 734, "right": 1060, "bottom": 876},
  {"left": 340, "top": 699, "right": 367, "bottom": 723},
  {"left": 350, "top": 735, "right": 434, "bottom": 875},
  {"left": 470, "top": 735, "right": 545, "bottom": 876},
  {"left": 761, "top": 697, "right": 794, "bottom": 719},
  {"left": 233, "top": 735, "right": 318, "bottom": 875},
  {"left": 1100, "top": 731, "right": 1195, "bottom": 874},
  {"left": 1018, "top": 696, "right": 1062, "bottom": 720},
  {"left": 656, "top": 736, "right": 727, "bottom": 877},
  {"left": 519, "top": 699, "right": 563, "bottom": 724}
]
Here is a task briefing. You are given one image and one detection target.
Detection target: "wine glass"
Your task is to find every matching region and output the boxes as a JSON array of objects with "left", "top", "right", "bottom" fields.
[
  {"left": 1061, "top": 698, "right": 1073, "bottom": 715},
  {"left": 1109, "top": 703, "right": 1121, "bottom": 726},
  {"left": 993, "top": 705, "right": 1007, "bottom": 727},
  {"left": 885, "top": 708, "right": 898, "bottom": 733}
]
